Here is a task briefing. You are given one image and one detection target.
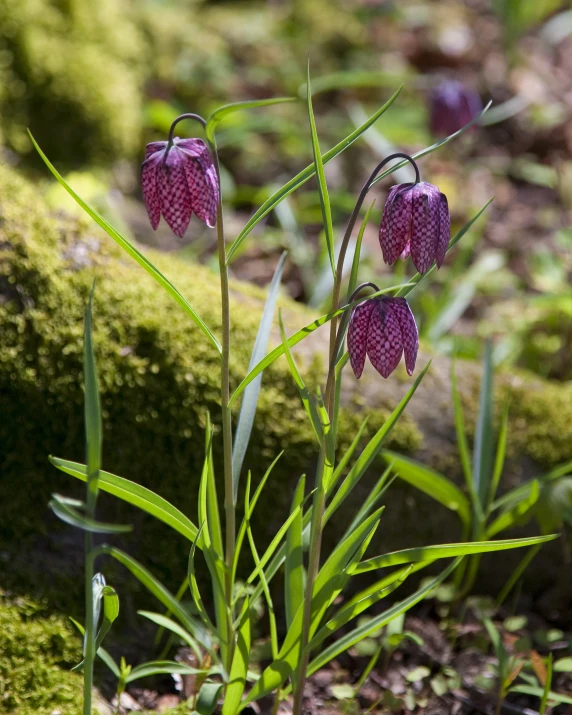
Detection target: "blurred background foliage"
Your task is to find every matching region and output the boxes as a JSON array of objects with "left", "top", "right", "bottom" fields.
[{"left": 2, "top": 0, "right": 572, "bottom": 379}]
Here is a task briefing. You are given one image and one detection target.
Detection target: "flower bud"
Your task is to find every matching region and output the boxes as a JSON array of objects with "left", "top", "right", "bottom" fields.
[{"left": 429, "top": 80, "right": 482, "bottom": 137}]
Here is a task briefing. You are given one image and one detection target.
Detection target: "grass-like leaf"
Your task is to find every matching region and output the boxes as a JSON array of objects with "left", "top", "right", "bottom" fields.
[
  {"left": 29, "top": 133, "right": 221, "bottom": 355},
  {"left": 126, "top": 660, "right": 210, "bottom": 683},
  {"left": 49, "top": 493, "right": 132, "bottom": 534},
  {"left": 473, "top": 342, "right": 494, "bottom": 507},
  {"left": 232, "top": 252, "right": 286, "bottom": 500},
  {"left": 50, "top": 457, "right": 199, "bottom": 543},
  {"left": 511, "top": 685, "right": 572, "bottom": 707},
  {"left": 138, "top": 611, "right": 204, "bottom": 661},
  {"left": 382, "top": 450, "right": 471, "bottom": 530},
  {"left": 206, "top": 98, "right": 297, "bottom": 142},
  {"left": 226, "top": 86, "right": 403, "bottom": 263},
  {"left": 355, "top": 534, "right": 558, "bottom": 573},
  {"left": 324, "top": 363, "right": 431, "bottom": 525},
  {"left": 223, "top": 599, "right": 252, "bottom": 715},
  {"left": 84, "top": 283, "right": 101, "bottom": 485},
  {"left": 307, "top": 60, "right": 335, "bottom": 276},
  {"left": 285, "top": 475, "right": 306, "bottom": 631},
  {"left": 485, "top": 480, "right": 540, "bottom": 538}
]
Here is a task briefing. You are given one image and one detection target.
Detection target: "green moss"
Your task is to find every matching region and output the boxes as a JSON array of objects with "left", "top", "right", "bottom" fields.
[
  {"left": 0, "top": 590, "right": 83, "bottom": 714},
  {"left": 0, "top": 0, "right": 144, "bottom": 163}
]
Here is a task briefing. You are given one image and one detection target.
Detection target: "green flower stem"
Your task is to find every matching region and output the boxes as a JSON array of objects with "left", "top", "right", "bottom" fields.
[
  {"left": 83, "top": 535, "right": 96, "bottom": 715},
  {"left": 324, "top": 154, "right": 420, "bottom": 413},
  {"left": 210, "top": 138, "right": 236, "bottom": 672},
  {"left": 292, "top": 452, "right": 327, "bottom": 715}
]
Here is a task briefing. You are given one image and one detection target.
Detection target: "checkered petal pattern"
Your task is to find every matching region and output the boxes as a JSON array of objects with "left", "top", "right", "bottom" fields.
[
  {"left": 379, "top": 184, "right": 414, "bottom": 265},
  {"left": 410, "top": 182, "right": 441, "bottom": 275},
  {"left": 347, "top": 300, "right": 376, "bottom": 379},
  {"left": 366, "top": 300, "right": 403, "bottom": 379},
  {"left": 141, "top": 137, "right": 219, "bottom": 237},
  {"left": 386, "top": 297, "right": 418, "bottom": 376},
  {"left": 380, "top": 181, "right": 450, "bottom": 275},
  {"left": 435, "top": 192, "right": 450, "bottom": 268},
  {"left": 348, "top": 297, "right": 419, "bottom": 380}
]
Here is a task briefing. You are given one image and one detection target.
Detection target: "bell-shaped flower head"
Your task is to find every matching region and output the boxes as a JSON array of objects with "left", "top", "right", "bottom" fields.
[
  {"left": 141, "top": 137, "right": 219, "bottom": 238},
  {"left": 347, "top": 296, "right": 418, "bottom": 379},
  {"left": 379, "top": 182, "right": 450, "bottom": 274},
  {"left": 429, "top": 80, "right": 482, "bottom": 138}
]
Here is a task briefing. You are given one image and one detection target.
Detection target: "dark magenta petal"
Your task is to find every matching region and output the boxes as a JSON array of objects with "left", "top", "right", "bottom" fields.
[
  {"left": 141, "top": 152, "right": 162, "bottom": 230},
  {"left": 386, "top": 297, "right": 418, "bottom": 376},
  {"left": 436, "top": 192, "right": 450, "bottom": 268},
  {"left": 348, "top": 300, "right": 376, "bottom": 379},
  {"left": 379, "top": 184, "right": 414, "bottom": 265},
  {"left": 410, "top": 182, "right": 440, "bottom": 275},
  {"left": 366, "top": 300, "right": 403, "bottom": 379},
  {"left": 429, "top": 80, "right": 482, "bottom": 137},
  {"left": 158, "top": 148, "right": 193, "bottom": 238},
  {"left": 144, "top": 141, "right": 168, "bottom": 160},
  {"left": 178, "top": 142, "right": 219, "bottom": 228}
]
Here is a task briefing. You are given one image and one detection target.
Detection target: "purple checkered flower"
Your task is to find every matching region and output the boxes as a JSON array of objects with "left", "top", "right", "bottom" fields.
[
  {"left": 347, "top": 296, "right": 418, "bottom": 379},
  {"left": 141, "top": 137, "right": 219, "bottom": 238},
  {"left": 429, "top": 80, "right": 482, "bottom": 137},
  {"left": 379, "top": 182, "right": 450, "bottom": 275}
]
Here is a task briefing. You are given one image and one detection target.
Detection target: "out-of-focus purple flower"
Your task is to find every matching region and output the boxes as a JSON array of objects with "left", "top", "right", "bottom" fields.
[
  {"left": 347, "top": 296, "right": 418, "bottom": 379},
  {"left": 379, "top": 182, "right": 450, "bottom": 275},
  {"left": 429, "top": 80, "right": 482, "bottom": 137},
  {"left": 141, "top": 137, "right": 219, "bottom": 237}
]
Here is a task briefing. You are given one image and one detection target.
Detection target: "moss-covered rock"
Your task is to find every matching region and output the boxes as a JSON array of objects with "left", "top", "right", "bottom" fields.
[
  {"left": 0, "top": 590, "right": 83, "bottom": 714},
  {"left": 0, "top": 0, "right": 144, "bottom": 163}
]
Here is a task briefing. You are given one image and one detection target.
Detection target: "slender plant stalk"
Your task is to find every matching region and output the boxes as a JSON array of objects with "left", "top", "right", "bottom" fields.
[
  {"left": 83, "top": 533, "right": 95, "bottom": 715},
  {"left": 292, "top": 453, "right": 326, "bottom": 715},
  {"left": 294, "top": 154, "right": 420, "bottom": 715},
  {"left": 496, "top": 543, "right": 542, "bottom": 606},
  {"left": 325, "top": 153, "right": 420, "bottom": 413},
  {"left": 210, "top": 137, "right": 236, "bottom": 670}
]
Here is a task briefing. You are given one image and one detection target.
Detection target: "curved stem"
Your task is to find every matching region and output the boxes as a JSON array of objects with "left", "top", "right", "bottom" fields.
[
  {"left": 208, "top": 135, "right": 235, "bottom": 674},
  {"left": 166, "top": 113, "right": 207, "bottom": 151},
  {"left": 326, "top": 153, "right": 419, "bottom": 415}
]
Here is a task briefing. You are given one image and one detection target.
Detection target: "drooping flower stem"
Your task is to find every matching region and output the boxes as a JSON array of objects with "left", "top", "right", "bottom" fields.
[
  {"left": 166, "top": 113, "right": 207, "bottom": 152},
  {"left": 325, "top": 153, "right": 420, "bottom": 412},
  {"left": 294, "top": 158, "right": 420, "bottom": 714},
  {"left": 209, "top": 136, "right": 236, "bottom": 669}
]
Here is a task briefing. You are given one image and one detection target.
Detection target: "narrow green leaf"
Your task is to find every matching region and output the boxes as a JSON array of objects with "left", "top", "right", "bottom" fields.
[
  {"left": 347, "top": 200, "right": 375, "bottom": 301},
  {"left": 204, "top": 414, "right": 223, "bottom": 559},
  {"left": 102, "top": 586, "right": 119, "bottom": 623},
  {"left": 138, "top": 611, "right": 203, "bottom": 661},
  {"left": 485, "top": 480, "right": 540, "bottom": 538},
  {"left": 243, "top": 473, "right": 279, "bottom": 659},
  {"left": 382, "top": 450, "right": 471, "bottom": 530},
  {"left": 305, "top": 559, "right": 461, "bottom": 678},
  {"left": 232, "top": 252, "right": 287, "bottom": 499},
  {"left": 206, "top": 97, "right": 297, "bottom": 141},
  {"left": 511, "top": 685, "right": 572, "bottom": 706},
  {"left": 84, "top": 283, "right": 101, "bottom": 486},
  {"left": 69, "top": 617, "right": 120, "bottom": 678},
  {"left": 72, "top": 583, "right": 119, "bottom": 673},
  {"left": 49, "top": 494, "right": 132, "bottom": 534},
  {"left": 196, "top": 682, "right": 224, "bottom": 715},
  {"left": 97, "top": 545, "right": 213, "bottom": 651},
  {"left": 279, "top": 311, "right": 323, "bottom": 444},
  {"left": 285, "top": 476, "right": 306, "bottom": 631},
  {"left": 229, "top": 284, "right": 405, "bottom": 407},
  {"left": 241, "top": 510, "right": 382, "bottom": 706},
  {"left": 355, "top": 534, "right": 558, "bottom": 574},
  {"left": 50, "top": 457, "right": 199, "bottom": 543},
  {"left": 227, "top": 86, "right": 403, "bottom": 263},
  {"left": 126, "top": 660, "right": 210, "bottom": 683},
  {"left": 188, "top": 526, "right": 220, "bottom": 640},
  {"left": 370, "top": 101, "right": 492, "bottom": 191},
  {"left": 396, "top": 198, "right": 494, "bottom": 299},
  {"left": 329, "top": 416, "right": 369, "bottom": 493},
  {"left": 344, "top": 467, "right": 393, "bottom": 536},
  {"left": 223, "top": 600, "right": 252, "bottom": 715},
  {"left": 540, "top": 654, "right": 553, "bottom": 715},
  {"left": 233, "top": 454, "right": 284, "bottom": 584},
  {"left": 309, "top": 566, "right": 413, "bottom": 650},
  {"left": 450, "top": 359, "right": 474, "bottom": 496},
  {"left": 29, "top": 133, "right": 221, "bottom": 354},
  {"left": 324, "top": 363, "right": 431, "bottom": 525},
  {"left": 307, "top": 60, "right": 335, "bottom": 276},
  {"left": 488, "top": 398, "right": 511, "bottom": 508},
  {"left": 474, "top": 342, "right": 494, "bottom": 506},
  {"left": 481, "top": 616, "right": 507, "bottom": 681}
]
